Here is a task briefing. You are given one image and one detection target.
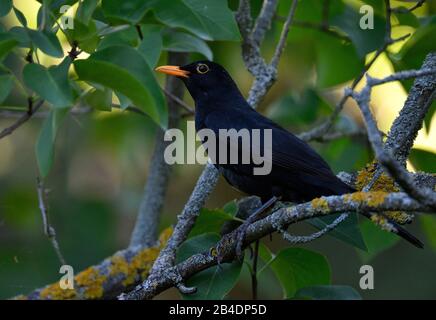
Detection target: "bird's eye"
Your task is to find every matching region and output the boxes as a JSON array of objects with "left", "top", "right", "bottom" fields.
[{"left": 196, "top": 63, "right": 209, "bottom": 74}]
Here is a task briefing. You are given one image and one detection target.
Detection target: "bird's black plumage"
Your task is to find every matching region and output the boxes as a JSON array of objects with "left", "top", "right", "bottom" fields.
[
  {"left": 156, "top": 60, "right": 422, "bottom": 248},
  {"left": 181, "top": 61, "right": 354, "bottom": 202}
]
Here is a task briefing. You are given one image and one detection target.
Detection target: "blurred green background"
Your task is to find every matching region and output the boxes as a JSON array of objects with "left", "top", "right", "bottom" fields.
[{"left": 0, "top": 0, "right": 436, "bottom": 299}]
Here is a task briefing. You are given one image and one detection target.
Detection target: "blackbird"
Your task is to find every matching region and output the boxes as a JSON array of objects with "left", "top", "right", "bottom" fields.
[{"left": 155, "top": 61, "right": 423, "bottom": 252}]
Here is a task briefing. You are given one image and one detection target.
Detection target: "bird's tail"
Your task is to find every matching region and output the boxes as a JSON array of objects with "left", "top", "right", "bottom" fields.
[{"left": 359, "top": 211, "right": 423, "bottom": 248}]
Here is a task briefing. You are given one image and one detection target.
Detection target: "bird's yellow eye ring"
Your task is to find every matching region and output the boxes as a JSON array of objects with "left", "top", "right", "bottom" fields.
[{"left": 196, "top": 63, "right": 209, "bottom": 74}]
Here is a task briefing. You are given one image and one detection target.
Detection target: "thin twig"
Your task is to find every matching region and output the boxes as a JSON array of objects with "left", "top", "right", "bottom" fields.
[
  {"left": 0, "top": 100, "right": 44, "bottom": 139},
  {"left": 36, "top": 177, "right": 67, "bottom": 266}
]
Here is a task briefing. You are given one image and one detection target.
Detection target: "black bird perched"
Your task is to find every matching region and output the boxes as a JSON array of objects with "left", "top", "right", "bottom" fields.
[{"left": 155, "top": 60, "right": 423, "bottom": 252}]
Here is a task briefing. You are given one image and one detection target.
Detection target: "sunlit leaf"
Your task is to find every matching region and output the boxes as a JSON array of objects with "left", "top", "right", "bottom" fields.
[
  {"left": 74, "top": 45, "right": 167, "bottom": 127},
  {"left": 85, "top": 88, "right": 112, "bottom": 111}
]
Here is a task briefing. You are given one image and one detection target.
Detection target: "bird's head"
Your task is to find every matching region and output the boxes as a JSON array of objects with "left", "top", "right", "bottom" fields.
[{"left": 155, "top": 61, "right": 243, "bottom": 105}]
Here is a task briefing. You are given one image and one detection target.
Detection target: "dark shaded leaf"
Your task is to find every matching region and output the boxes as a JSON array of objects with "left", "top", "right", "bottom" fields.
[
  {"left": 189, "top": 208, "right": 235, "bottom": 237},
  {"left": 0, "top": 32, "right": 18, "bottom": 60},
  {"left": 270, "top": 248, "right": 331, "bottom": 298},
  {"left": 177, "top": 233, "right": 242, "bottom": 300},
  {"left": 36, "top": 108, "right": 69, "bottom": 177},
  {"left": 102, "top": 0, "right": 151, "bottom": 24},
  {"left": 138, "top": 24, "right": 162, "bottom": 68},
  {"left": 150, "top": 0, "right": 240, "bottom": 41},
  {"left": 23, "top": 58, "right": 74, "bottom": 108},
  {"left": 28, "top": 29, "right": 64, "bottom": 58},
  {"left": 162, "top": 30, "right": 213, "bottom": 60},
  {"left": 0, "top": 72, "right": 14, "bottom": 103},
  {"left": 358, "top": 219, "right": 399, "bottom": 262},
  {"left": 0, "top": 0, "right": 12, "bottom": 17},
  {"left": 409, "top": 148, "right": 436, "bottom": 172}
]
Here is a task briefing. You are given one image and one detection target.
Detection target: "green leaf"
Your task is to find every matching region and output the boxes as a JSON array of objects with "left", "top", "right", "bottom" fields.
[
  {"left": 137, "top": 25, "right": 162, "bottom": 68},
  {"left": 189, "top": 208, "right": 235, "bottom": 237},
  {"left": 102, "top": 0, "right": 151, "bottom": 24},
  {"left": 0, "top": 73, "right": 14, "bottom": 104},
  {"left": 150, "top": 0, "right": 240, "bottom": 41},
  {"left": 162, "top": 30, "right": 213, "bottom": 60},
  {"left": 0, "top": 0, "right": 12, "bottom": 17},
  {"left": 0, "top": 33, "right": 18, "bottom": 61},
  {"left": 295, "top": 285, "right": 362, "bottom": 300},
  {"left": 222, "top": 199, "right": 238, "bottom": 216},
  {"left": 115, "top": 91, "right": 131, "bottom": 110},
  {"left": 392, "top": 22, "right": 436, "bottom": 70},
  {"left": 358, "top": 219, "right": 399, "bottom": 262},
  {"left": 267, "top": 89, "right": 323, "bottom": 126},
  {"left": 394, "top": 9, "right": 419, "bottom": 28},
  {"left": 64, "top": 19, "right": 99, "bottom": 53},
  {"left": 409, "top": 148, "right": 436, "bottom": 172},
  {"left": 270, "top": 248, "right": 331, "bottom": 298},
  {"left": 13, "top": 6, "right": 27, "bottom": 27},
  {"left": 420, "top": 215, "right": 436, "bottom": 251},
  {"left": 23, "top": 58, "right": 74, "bottom": 108},
  {"left": 77, "top": 0, "right": 98, "bottom": 24},
  {"left": 97, "top": 25, "right": 138, "bottom": 50},
  {"left": 331, "top": 5, "right": 386, "bottom": 58},
  {"left": 316, "top": 34, "right": 364, "bottom": 88},
  {"left": 85, "top": 88, "right": 112, "bottom": 111},
  {"left": 28, "top": 29, "right": 64, "bottom": 58},
  {"left": 74, "top": 45, "right": 167, "bottom": 128},
  {"left": 176, "top": 233, "right": 242, "bottom": 300},
  {"left": 307, "top": 213, "right": 368, "bottom": 251},
  {"left": 36, "top": 108, "right": 69, "bottom": 177},
  {"left": 9, "top": 26, "right": 30, "bottom": 48}
]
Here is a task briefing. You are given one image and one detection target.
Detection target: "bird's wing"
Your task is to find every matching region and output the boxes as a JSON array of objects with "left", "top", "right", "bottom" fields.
[{"left": 203, "top": 107, "right": 335, "bottom": 179}]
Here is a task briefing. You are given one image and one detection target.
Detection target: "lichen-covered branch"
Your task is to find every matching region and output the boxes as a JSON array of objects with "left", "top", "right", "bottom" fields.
[
  {"left": 119, "top": 190, "right": 435, "bottom": 300},
  {"left": 129, "top": 53, "right": 188, "bottom": 248},
  {"left": 350, "top": 54, "right": 436, "bottom": 208},
  {"left": 16, "top": 228, "right": 172, "bottom": 300},
  {"left": 13, "top": 228, "right": 172, "bottom": 300},
  {"left": 384, "top": 54, "right": 436, "bottom": 164}
]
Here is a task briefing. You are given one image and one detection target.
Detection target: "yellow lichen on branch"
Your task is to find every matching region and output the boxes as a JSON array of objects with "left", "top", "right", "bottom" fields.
[
  {"left": 311, "top": 197, "right": 329, "bottom": 212},
  {"left": 33, "top": 227, "right": 172, "bottom": 300},
  {"left": 355, "top": 161, "right": 413, "bottom": 225}
]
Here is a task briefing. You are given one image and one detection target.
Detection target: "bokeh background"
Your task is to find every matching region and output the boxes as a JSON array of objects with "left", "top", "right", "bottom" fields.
[{"left": 0, "top": 0, "right": 435, "bottom": 299}]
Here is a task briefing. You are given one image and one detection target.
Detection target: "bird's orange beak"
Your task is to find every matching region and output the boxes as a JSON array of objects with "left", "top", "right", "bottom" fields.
[{"left": 155, "top": 65, "right": 190, "bottom": 78}]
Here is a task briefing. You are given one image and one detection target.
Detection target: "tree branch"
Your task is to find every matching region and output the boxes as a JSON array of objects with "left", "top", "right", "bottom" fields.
[
  {"left": 129, "top": 53, "right": 188, "bottom": 248},
  {"left": 119, "top": 190, "right": 435, "bottom": 300}
]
